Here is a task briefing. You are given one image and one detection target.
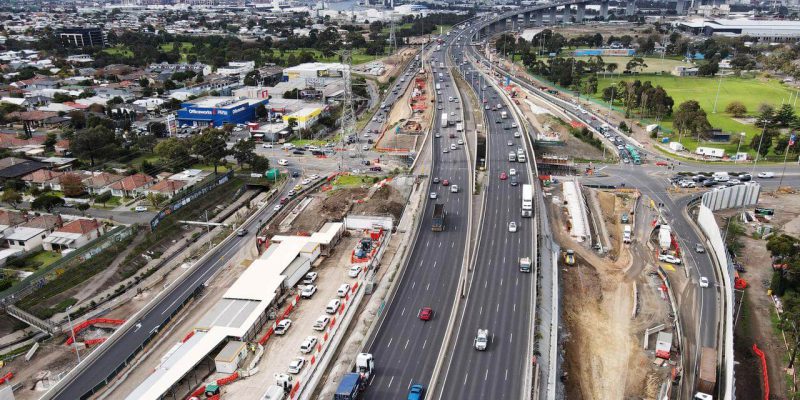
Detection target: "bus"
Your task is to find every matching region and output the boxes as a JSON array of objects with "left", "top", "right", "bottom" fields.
[
  {"left": 625, "top": 144, "right": 641, "bottom": 164},
  {"left": 522, "top": 184, "right": 533, "bottom": 217}
]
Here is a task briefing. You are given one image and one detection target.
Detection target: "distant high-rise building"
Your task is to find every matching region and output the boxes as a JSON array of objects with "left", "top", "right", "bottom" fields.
[{"left": 59, "top": 27, "right": 107, "bottom": 48}]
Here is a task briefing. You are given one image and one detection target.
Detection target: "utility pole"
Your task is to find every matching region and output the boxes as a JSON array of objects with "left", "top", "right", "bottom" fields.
[
  {"left": 712, "top": 76, "right": 722, "bottom": 113},
  {"left": 337, "top": 49, "right": 357, "bottom": 172}
]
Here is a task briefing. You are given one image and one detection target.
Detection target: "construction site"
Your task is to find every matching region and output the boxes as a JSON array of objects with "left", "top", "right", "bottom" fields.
[
  {"left": 545, "top": 179, "right": 676, "bottom": 399},
  {"left": 375, "top": 57, "right": 435, "bottom": 154}
]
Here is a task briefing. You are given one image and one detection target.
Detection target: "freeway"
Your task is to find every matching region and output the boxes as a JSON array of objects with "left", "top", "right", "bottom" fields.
[
  {"left": 363, "top": 28, "right": 471, "bottom": 398},
  {"left": 437, "top": 36, "right": 535, "bottom": 399},
  {"left": 46, "top": 170, "right": 299, "bottom": 400}
]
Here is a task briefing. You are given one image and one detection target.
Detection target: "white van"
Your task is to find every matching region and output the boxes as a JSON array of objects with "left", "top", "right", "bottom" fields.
[
  {"left": 712, "top": 171, "right": 729, "bottom": 182},
  {"left": 326, "top": 299, "right": 341, "bottom": 314},
  {"left": 282, "top": 143, "right": 295, "bottom": 150},
  {"left": 508, "top": 152, "right": 516, "bottom": 162}
]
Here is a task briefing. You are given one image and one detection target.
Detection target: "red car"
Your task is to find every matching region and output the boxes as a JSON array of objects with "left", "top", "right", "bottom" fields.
[
  {"left": 655, "top": 161, "right": 668, "bottom": 166},
  {"left": 280, "top": 197, "right": 288, "bottom": 204},
  {"left": 418, "top": 307, "right": 433, "bottom": 321},
  {"left": 499, "top": 172, "right": 508, "bottom": 180},
  {"left": 442, "top": 179, "right": 450, "bottom": 186}
]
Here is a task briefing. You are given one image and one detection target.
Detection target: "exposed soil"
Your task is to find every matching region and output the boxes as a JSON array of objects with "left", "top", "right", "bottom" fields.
[
  {"left": 529, "top": 110, "right": 607, "bottom": 162},
  {"left": 352, "top": 184, "right": 405, "bottom": 221}
]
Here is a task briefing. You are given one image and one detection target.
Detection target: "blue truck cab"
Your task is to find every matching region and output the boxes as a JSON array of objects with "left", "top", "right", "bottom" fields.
[{"left": 408, "top": 384, "right": 425, "bottom": 400}]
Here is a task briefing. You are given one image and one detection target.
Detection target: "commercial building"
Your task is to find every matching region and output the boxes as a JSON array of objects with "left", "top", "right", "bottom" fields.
[
  {"left": 176, "top": 96, "right": 269, "bottom": 128},
  {"left": 59, "top": 27, "right": 107, "bottom": 48},
  {"left": 675, "top": 18, "right": 800, "bottom": 41},
  {"left": 125, "top": 223, "right": 344, "bottom": 400},
  {"left": 217, "top": 61, "right": 255, "bottom": 77},
  {"left": 282, "top": 107, "right": 323, "bottom": 129},
  {"left": 282, "top": 62, "right": 346, "bottom": 86}
]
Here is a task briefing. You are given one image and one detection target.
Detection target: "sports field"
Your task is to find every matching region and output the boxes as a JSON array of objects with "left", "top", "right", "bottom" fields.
[
  {"left": 593, "top": 75, "right": 800, "bottom": 155},
  {"left": 572, "top": 56, "right": 693, "bottom": 74}
]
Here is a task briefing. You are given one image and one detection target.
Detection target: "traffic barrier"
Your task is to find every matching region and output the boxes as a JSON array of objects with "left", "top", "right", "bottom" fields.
[
  {"left": 289, "top": 381, "right": 300, "bottom": 398},
  {"left": 0, "top": 372, "right": 13, "bottom": 384},
  {"left": 84, "top": 338, "right": 107, "bottom": 347},
  {"left": 257, "top": 327, "right": 275, "bottom": 346},
  {"left": 64, "top": 318, "right": 126, "bottom": 345},
  {"left": 216, "top": 371, "right": 239, "bottom": 386},
  {"left": 181, "top": 330, "right": 195, "bottom": 343},
  {"left": 189, "top": 386, "right": 205, "bottom": 398},
  {"left": 752, "top": 344, "right": 769, "bottom": 400}
]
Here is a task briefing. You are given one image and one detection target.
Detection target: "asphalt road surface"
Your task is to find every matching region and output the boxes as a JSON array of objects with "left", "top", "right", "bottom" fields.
[
  {"left": 46, "top": 170, "right": 300, "bottom": 400},
  {"left": 363, "top": 31, "right": 470, "bottom": 398},
  {"left": 436, "top": 41, "right": 535, "bottom": 400}
]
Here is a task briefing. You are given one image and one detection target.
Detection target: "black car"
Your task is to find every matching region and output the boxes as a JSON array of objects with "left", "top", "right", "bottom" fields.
[
  {"left": 292, "top": 150, "right": 305, "bottom": 155},
  {"left": 702, "top": 179, "right": 716, "bottom": 187},
  {"left": 738, "top": 173, "right": 752, "bottom": 182}
]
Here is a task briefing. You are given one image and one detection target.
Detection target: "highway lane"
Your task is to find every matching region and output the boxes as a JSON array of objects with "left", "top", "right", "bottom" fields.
[
  {"left": 363, "top": 30, "right": 471, "bottom": 398},
  {"left": 437, "top": 43, "right": 535, "bottom": 400},
  {"left": 48, "top": 170, "right": 300, "bottom": 400}
]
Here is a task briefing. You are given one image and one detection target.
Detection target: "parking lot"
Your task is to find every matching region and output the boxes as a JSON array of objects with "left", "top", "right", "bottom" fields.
[{"left": 223, "top": 236, "right": 363, "bottom": 398}]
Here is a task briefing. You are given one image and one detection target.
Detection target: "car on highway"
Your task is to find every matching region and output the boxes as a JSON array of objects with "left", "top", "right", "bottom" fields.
[
  {"left": 457, "top": 139, "right": 464, "bottom": 145},
  {"left": 499, "top": 172, "right": 508, "bottom": 180},
  {"left": 514, "top": 131, "right": 521, "bottom": 138},
  {"left": 280, "top": 197, "right": 289, "bottom": 205},
  {"left": 699, "top": 277, "right": 710, "bottom": 288},
  {"left": 303, "top": 272, "right": 318, "bottom": 284},
  {"left": 485, "top": 105, "right": 490, "bottom": 110},
  {"left": 474, "top": 329, "right": 489, "bottom": 351},
  {"left": 300, "top": 285, "right": 317, "bottom": 298},
  {"left": 301, "top": 178, "right": 312, "bottom": 185},
  {"left": 437, "top": 105, "right": 443, "bottom": 110},
  {"left": 433, "top": 177, "right": 440, "bottom": 184},
  {"left": 299, "top": 336, "right": 317, "bottom": 354},
  {"left": 507, "top": 140, "right": 513, "bottom": 146},
  {"left": 442, "top": 179, "right": 449, "bottom": 186},
  {"left": 287, "top": 190, "right": 296, "bottom": 197},
  {"left": 450, "top": 143, "right": 457, "bottom": 150},
  {"left": 511, "top": 122, "right": 517, "bottom": 128},
  {"left": 326, "top": 299, "right": 341, "bottom": 314},
  {"left": 274, "top": 319, "right": 292, "bottom": 335},
  {"left": 313, "top": 316, "right": 330, "bottom": 331},
  {"left": 510, "top": 176, "right": 518, "bottom": 186},
  {"left": 288, "top": 357, "right": 306, "bottom": 374},
  {"left": 509, "top": 168, "right": 517, "bottom": 176},
  {"left": 696, "top": 243, "right": 705, "bottom": 253},
  {"left": 757, "top": 171, "right": 775, "bottom": 178},
  {"left": 362, "top": 144, "right": 370, "bottom": 151},
  {"left": 273, "top": 204, "right": 282, "bottom": 211},
  {"left": 435, "top": 132, "right": 441, "bottom": 138},
  {"left": 508, "top": 221, "right": 517, "bottom": 232},
  {"left": 418, "top": 307, "right": 433, "bottom": 321},
  {"left": 278, "top": 159, "right": 289, "bottom": 166},
  {"left": 337, "top": 284, "right": 351, "bottom": 297},
  {"left": 408, "top": 384, "right": 426, "bottom": 400},
  {"left": 450, "top": 185, "right": 459, "bottom": 193},
  {"left": 430, "top": 192, "right": 438, "bottom": 199},
  {"left": 443, "top": 147, "right": 449, "bottom": 153},
  {"left": 658, "top": 254, "right": 682, "bottom": 264},
  {"left": 237, "top": 228, "right": 248, "bottom": 237},
  {"left": 348, "top": 265, "right": 361, "bottom": 278}
]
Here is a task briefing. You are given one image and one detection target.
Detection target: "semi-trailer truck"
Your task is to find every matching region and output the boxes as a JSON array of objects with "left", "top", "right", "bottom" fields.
[
  {"left": 334, "top": 353, "right": 375, "bottom": 400},
  {"left": 521, "top": 184, "right": 533, "bottom": 217},
  {"left": 432, "top": 203, "right": 446, "bottom": 232},
  {"left": 696, "top": 347, "right": 717, "bottom": 397}
]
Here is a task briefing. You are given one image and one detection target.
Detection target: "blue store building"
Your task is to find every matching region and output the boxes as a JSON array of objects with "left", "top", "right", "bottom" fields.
[{"left": 176, "top": 96, "right": 268, "bottom": 128}]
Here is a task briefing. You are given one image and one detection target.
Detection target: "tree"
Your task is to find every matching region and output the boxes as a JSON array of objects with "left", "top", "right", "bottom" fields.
[
  {"left": 757, "top": 104, "right": 775, "bottom": 126},
  {"left": 1, "top": 189, "right": 22, "bottom": 209},
  {"left": 68, "top": 110, "right": 86, "bottom": 130},
  {"left": 76, "top": 203, "right": 90, "bottom": 214},
  {"left": 60, "top": 174, "right": 85, "bottom": 197},
  {"left": 192, "top": 128, "right": 229, "bottom": 174},
  {"left": 243, "top": 70, "right": 261, "bottom": 86},
  {"left": 32, "top": 194, "right": 65, "bottom": 212},
  {"left": 255, "top": 103, "right": 268, "bottom": 119},
  {"left": 725, "top": 101, "right": 747, "bottom": 118},
  {"left": 697, "top": 60, "right": 720, "bottom": 76},
  {"left": 70, "top": 125, "right": 119, "bottom": 166},
  {"left": 146, "top": 192, "right": 168, "bottom": 208},
  {"left": 147, "top": 121, "right": 168, "bottom": 137},
  {"left": 673, "top": 100, "right": 712, "bottom": 140},
  {"left": 232, "top": 138, "right": 256, "bottom": 167},
  {"left": 250, "top": 154, "right": 270, "bottom": 171},
  {"left": 750, "top": 132, "right": 775, "bottom": 157},
  {"left": 625, "top": 57, "right": 647, "bottom": 72},
  {"left": 95, "top": 191, "right": 113, "bottom": 207},
  {"left": 581, "top": 74, "right": 598, "bottom": 95},
  {"left": 154, "top": 138, "right": 191, "bottom": 169},
  {"left": 606, "top": 62, "right": 618, "bottom": 75},
  {"left": 774, "top": 104, "right": 796, "bottom": 127},
  {"left": 43, "top": 132, "right": 58, "bottom": 152}
]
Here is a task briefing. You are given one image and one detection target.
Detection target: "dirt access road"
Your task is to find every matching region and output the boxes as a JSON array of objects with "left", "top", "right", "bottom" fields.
[{"left": 547, "top": 184, "right": 671, "bottom": 399}]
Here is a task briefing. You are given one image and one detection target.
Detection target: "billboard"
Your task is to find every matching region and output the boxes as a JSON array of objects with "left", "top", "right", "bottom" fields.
[{"left": 149, "top": 171, "right": 234, "bottom": 230}]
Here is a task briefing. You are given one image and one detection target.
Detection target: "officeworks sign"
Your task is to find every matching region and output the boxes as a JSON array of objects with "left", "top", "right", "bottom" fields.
[{"left": 187, "top": 108, "right": 214, "bottom": 115}]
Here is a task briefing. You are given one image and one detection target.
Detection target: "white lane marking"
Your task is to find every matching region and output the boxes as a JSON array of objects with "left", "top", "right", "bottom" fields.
[
  {"left": 439, "top": 242, "right": 442, "bottom": 248},
  {"left": 485, "top": 280, "right": 488, "bottom": 289},
  {"left": 485, "top": 369, "right": 489, "bottom": 381},
  {"left": 496, "top": 303, "right": 500, "bottom": 312},
  {"left": 480, "top": 306, "right": 483, "bottom": 315},
  {"left": 426, "top": 240, "right": 430, "bottom": 247},
  {"left": 402, "top": 307, "right": 406, "bottom": 316},
  {"left": 451, "top": 242, "right": 455, "bottom": 248},
  {"left": 423, "top": 339, "right": 427, "bottom": 349},
  {"left": 426, "top": 282, "right": 430, "bottom": 291},
  {"left": 412, "top": 281, "right": 416, "bottom": 290},
  {"left": 505, "top": 369, "right": 509, "bottom": 381},
  {"left": 387, "top": 337, "right": 393, "bottom": 348},
  {"left": 388, "top": 376, "right": 394, "bottom": 388},
  {"left": 510, "top": 333, "right": 513, "bottom": 343},
  {"left": 405, "top": 339, "right": 410, "bottom": 350},
  {"left": 464, "top": 373, "right": 469, "bottom": 386},
  {"left": 500, "top": 278, "right": 503, "bottom": 287}
]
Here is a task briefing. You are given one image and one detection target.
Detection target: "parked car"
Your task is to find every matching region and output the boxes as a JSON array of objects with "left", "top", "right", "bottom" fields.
[
  {"left": 348, "top": 265, "right": 361, "bottom": 278},
  {"left": 303, "top": 272, "right": 317, "bottom": 284},
  {"left": 313, "top": 316, "right": 330, "bottom": 331},
  {"left": 300, "top": 285, "right": 317, "bottom": 298},
  {"left": 299, "top": 337, "right": 317, "bottom": 354},
  {"left": 135, "top": 205, "right": 148, "bottom": 212},
  {"left": 274, "top": 319, "right": 292, "bottom": 335},
  {"left": 658, "top": 254, "right": 682, "bottom": 264}
]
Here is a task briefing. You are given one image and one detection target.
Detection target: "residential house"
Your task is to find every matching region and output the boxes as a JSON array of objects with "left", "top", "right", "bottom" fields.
[
  {"left": 21, "top": 169, "right": 63, "bottom": 190},
  {"left": 54, "top": 139, "right": 70, "bottom": 156},
  {"left": 23, "top": 214, "right": 62, "bottom": 234},
  {"left": 0, "top": 209, "right": 26, "bottom": 233},
  {"left": 109, "top": 173, "right": 154, "bottom": 197},
  {"left": 82, "top": 171, "right": 123, "bottom": 195},
  {"left": 146, "top": 179, "right": 186, "bottom": 198},
  {"left": 43, "top": 218, "right": 104, "bottom": 252},
  {"left": 0, "top": 156, "right": 46, "bottom": 181},
  {"left": 5, "top": 226, "right": 46, "bottom": 252}
]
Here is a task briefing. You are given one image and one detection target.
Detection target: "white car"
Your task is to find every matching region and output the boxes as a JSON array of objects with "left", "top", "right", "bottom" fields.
[
  {"left": 435, "top": 132, "right": 441, "bottom": 138},
  {"left": 273, "top": 204, "right": 282, "bottom": 211},
  {"left": 278, "top": 159, "right": 289, "bottom": 166},
  {"left": 658, "top": 254, "right": 682, "bottom": 265},
  {"left": 362, "top": 144, "right": 370, "bottom": 151},
  {"left": 430, "top": 192, "right": 438, "bottom": 199},
  {"left": 443, "top": 147, "right": 449, "bottom": 153},
  {"left": 450, "top": 185, "right": 459, "bottom": 193},
  {"left": 303, "top": 272, "right": 318, "bottom": 284},
  {"left": 514, "top": 131, "right": 521, "bottom": 138},
  {"left": 299, "top": 336, "right": 317, "bottom": 354},
  {"left": 326, "top": 299, "right": 341, "bottom": 314},
  {"left": 511, "top": 123, "right": 517, "bottom": 128},
  {"left": 262, "top": 143, "right": 273, "bottom": 148},
  {"left": 134, "top": 205, "right": 148, "bottom": 212},
  {"left": 699, "top": 277, "right": 710, "bottom": 288},
  {"left": 450, "top": 143, "right": 457, "bottom": 150},
  {"left": 309, "top": 174, "right": 319, "bottom": 180},
  {"left": 300, "top": 285, "right": 317, "bottom": 298},
  {"left": 337, "top": 283, "right": 351, "bottom": 297},
  {"left": 301, "top": 178, "right": 312, "bottom": 185},
  {"left": 457, "top": 139, "right": 464, "bottom": 145},
  {"left": 509, "top": 169, "right": 517, "bottom": 176},
  {"left": 757, "top": 171, "right": 775, "bottom": 178},
  {"left": 348, "top": 265, "right": 361, "bottom": 278},
  {"left": 274, "top": 319, "right": 292, "bottom": 335},
  {"left": 507, "top": 141, "right": 513, "bottom": 146},
  {"left": 313, "top": 316, "right": 330, "bottom": 331},
  {"left": 288, "top": 357, "right": 306, "bottom": 374},
  {"left": 508, "top": 222, "right": 517, "bottom": 232}
]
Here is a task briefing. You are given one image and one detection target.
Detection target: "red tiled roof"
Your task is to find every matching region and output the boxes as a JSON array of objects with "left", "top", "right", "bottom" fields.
[
  {"left": 0, "top": 133, "right": 46, "bottom": 149},
  {"left": 109, "top": 173, "right": 153, "bottom": 191},
  {"left": 82, "top": 172, "right": 123, "bottom": 188},
  {"left": 22, "top": 169, "right": 63, "bottom": 183},
  {"left": 0, "top": 210, "right": 26, "bottom": 226},
  {"left": 24, "top": 214, "right": 62, "bottom": 230},
  {"left": 58, "top": 218, "right": 100, "bottom": 235},
  {"left": 7, "top": 110, "right": 58, "bottom": 121},
  {"left": 148, "top": 179, "right": 186, "bottom": 193}
]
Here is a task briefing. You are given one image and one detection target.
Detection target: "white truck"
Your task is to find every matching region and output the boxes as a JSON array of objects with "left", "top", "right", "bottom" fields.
[
  {"left": 623, "top": 224, "right": 632, "bottom": 244},
  {"left": 456, "top": 123, "right": 463, "bottom": 132},
  {"left": 659, "top": 225, "right": 672, "bottom": 250},
  {"left": 441, "top": 114, "right": 449, "bottom": 127},
  {"left": 435, "top": 83, "right": 441, "bottom": 90},
  {"left": 517, "top": 148, "right": 526, "bottom": 163},
  {"left": 521, "top": 184, "right": 533, "bottom": 217},
  {"left": 500, "top": 111, "right": 508, "bottom": 119},
  {"left": 519, "top": 257, "right": 531, "bottom": 273}
]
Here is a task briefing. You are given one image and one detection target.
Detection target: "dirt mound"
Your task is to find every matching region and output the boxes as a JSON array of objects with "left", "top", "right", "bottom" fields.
[{"left": 353, "top": 185, "right": 405, "bottom": 221}]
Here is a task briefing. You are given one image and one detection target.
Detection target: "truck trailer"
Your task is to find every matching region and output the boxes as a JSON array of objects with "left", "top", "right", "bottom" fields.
[
  {"left": 696, "top": 347, "right": 717, "bottom": 396},
  {"left": 333, "top": 353, "right": 375, "bottom": 400},
  {"left": 456, "top": 123, "right": 463, "bottom": 132},
  {"left": 432, "top": 203, "right": 446, "bottom": 232},
  {"left": 441, "top": 114, "right": 449, "bottom": 127}
]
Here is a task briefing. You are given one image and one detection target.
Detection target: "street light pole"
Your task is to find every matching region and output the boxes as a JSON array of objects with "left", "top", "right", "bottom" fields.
[
  {"left": 66, "top": 306, "right": 81, "bottom": 364},
  {"left": 712, "top": 76, "right": 722, "bottom": 113}
]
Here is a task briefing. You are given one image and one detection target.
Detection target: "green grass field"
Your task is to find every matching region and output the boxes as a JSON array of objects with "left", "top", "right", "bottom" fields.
[
  {"left": 159, "top": 42, "right": 195, "bottom": 62},
  {"left": 267, "top": 48, "right": 378, "bottom": 65},
  {"left": 102, "top": 45, "right": 133, "bottom": 58},
  {"left": 571, "top": 56, "right": 693, "bottom": 74},
  {"left": 592, "top": 75, "right": 800, "bottom": 155},
  {"left": 333, "top": 174, "right": 373, "bottom": 187}
]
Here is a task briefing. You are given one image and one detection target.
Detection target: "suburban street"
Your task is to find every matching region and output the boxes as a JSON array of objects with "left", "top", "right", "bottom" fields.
[{"left": 363, "top": 29, "right": 471, "bottom": 398}]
